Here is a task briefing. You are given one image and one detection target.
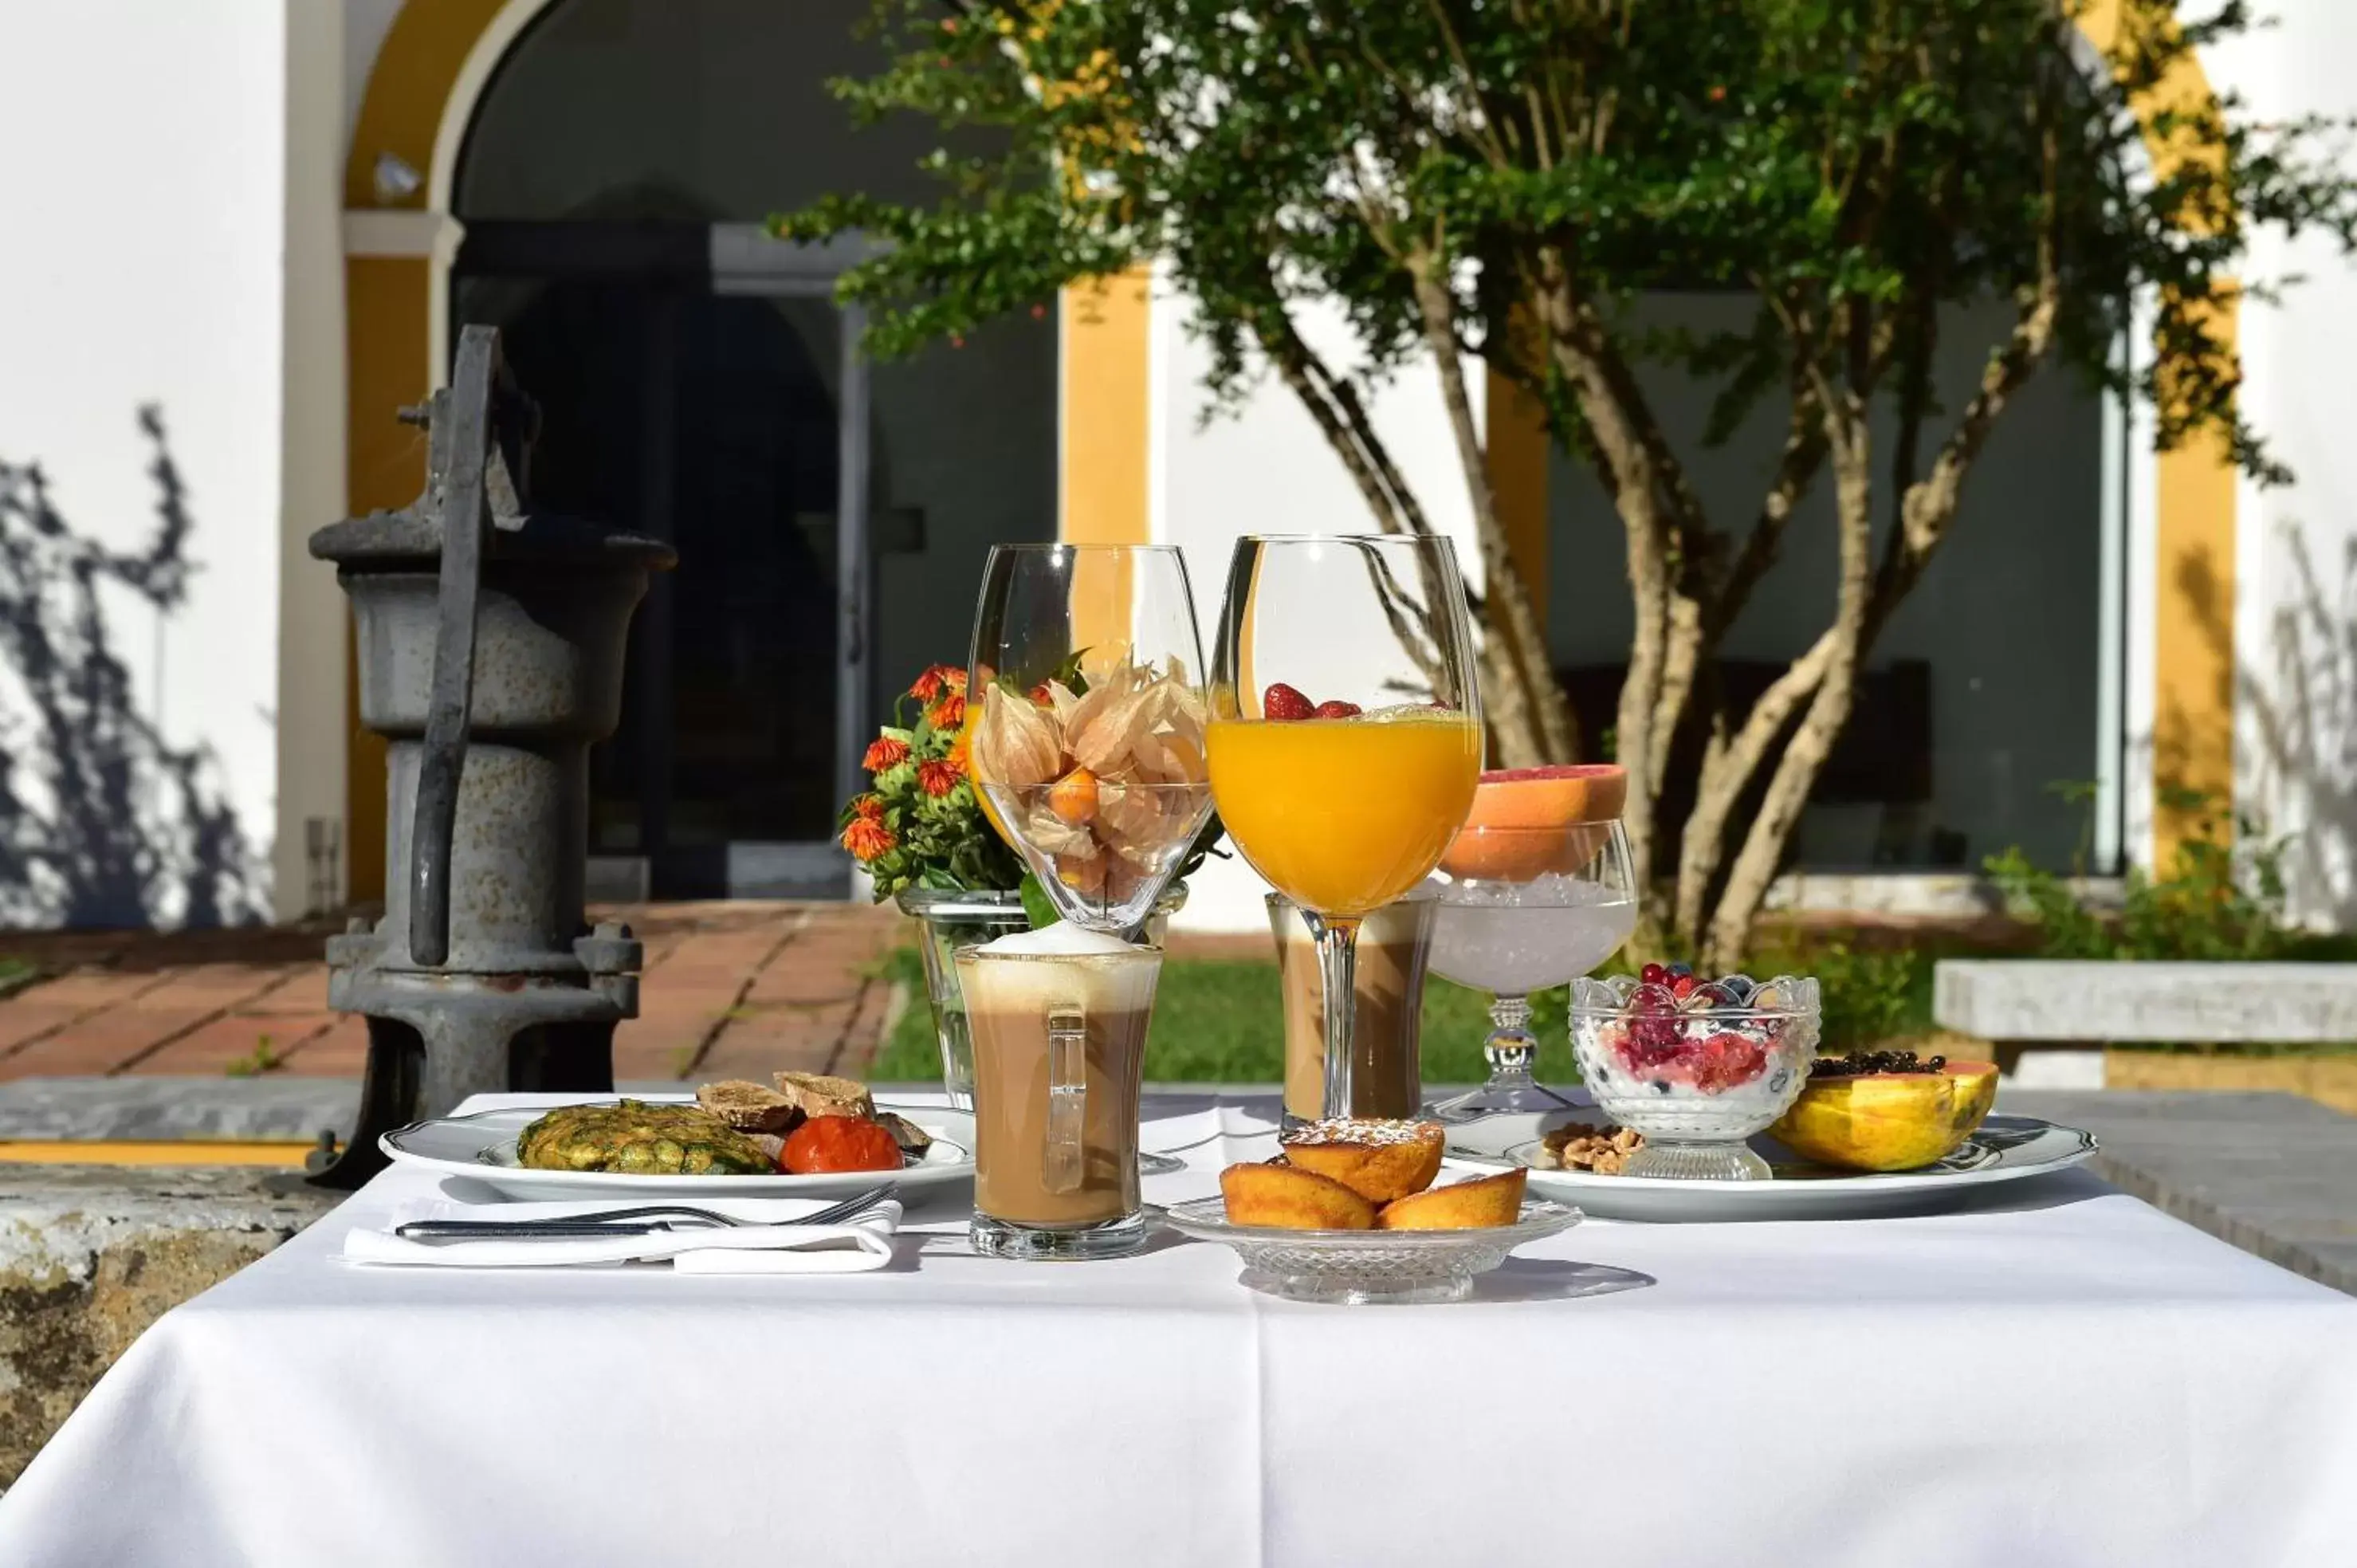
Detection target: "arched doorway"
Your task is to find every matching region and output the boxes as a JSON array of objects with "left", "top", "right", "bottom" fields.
[{"left": 442, "top": 0, "right": 1058, "bottom": 896}]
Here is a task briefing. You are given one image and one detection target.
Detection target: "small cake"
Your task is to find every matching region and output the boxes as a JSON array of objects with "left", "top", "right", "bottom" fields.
[
  {"left": 1374, "top": 1167, "right": 1526, "bottom": 1230},
  {"left": 1220, "top": 1161, "right": 1378, "bottom": 1230},
  {"left": 1279, "top": 1118, "right": 1446, "bottom": 1203}
]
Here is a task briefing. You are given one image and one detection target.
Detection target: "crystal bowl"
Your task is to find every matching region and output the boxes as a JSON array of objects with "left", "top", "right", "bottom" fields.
[
  {"left": 1568, "top": 974, "right": 1821, "bottom": 1181},
  {"left": 1160, "top": 1195, "right": 1582, "bottom": 1303}
]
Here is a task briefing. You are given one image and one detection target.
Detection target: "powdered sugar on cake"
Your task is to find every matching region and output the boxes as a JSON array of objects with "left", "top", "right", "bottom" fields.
[{"left": 1282, "top": 1117, "right": 1443, "bottom": 1148}]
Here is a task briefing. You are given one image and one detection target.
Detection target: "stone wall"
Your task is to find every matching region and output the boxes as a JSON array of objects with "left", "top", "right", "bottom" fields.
[{"left": 1, "top": 1165, "right": 335, "bottom": 1487}]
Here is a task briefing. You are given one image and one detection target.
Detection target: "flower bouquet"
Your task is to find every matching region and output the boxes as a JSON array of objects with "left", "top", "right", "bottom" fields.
[{"left": 839, "top": 663, "right": 1022, "bottom": 900}]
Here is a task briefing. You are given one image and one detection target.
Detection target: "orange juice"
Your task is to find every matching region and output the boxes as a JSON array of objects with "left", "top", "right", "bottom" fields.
[{"left": 1208, "top": 712, "right": 1480, "bottom": 916}]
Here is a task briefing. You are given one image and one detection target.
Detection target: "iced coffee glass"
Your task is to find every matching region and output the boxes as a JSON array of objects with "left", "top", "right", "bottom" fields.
[
  {"left": 1267, "top": 894, "right": 1435, "bottom": 1127},
  {"left": 955, "top": 926, "right": 1163, "bottom": 1260}
]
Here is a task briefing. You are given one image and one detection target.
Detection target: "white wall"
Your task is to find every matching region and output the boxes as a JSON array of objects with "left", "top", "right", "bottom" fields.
[
  {"left": 1153, "top": 279, "right": 1490, "bottom": 932},
  {"left": 0, "top": 1, "right": 343, "bottom": 926},
  {"left": 2208, "top": 1, "right": 2357, "bottom": 928}
]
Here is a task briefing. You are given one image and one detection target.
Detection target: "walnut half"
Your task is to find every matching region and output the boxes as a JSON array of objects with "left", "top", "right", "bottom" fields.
[{"left": 1537, "top": 1122, "right": 1646, "bottom": 1175}]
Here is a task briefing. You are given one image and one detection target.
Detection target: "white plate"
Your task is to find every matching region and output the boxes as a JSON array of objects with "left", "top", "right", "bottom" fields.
[
  {"left": 1444, "top": 1111, "right": 2098, "bottom": 1221},
  {"left": 382, "top": 1099, "right": 976, "bottom": 1201}
]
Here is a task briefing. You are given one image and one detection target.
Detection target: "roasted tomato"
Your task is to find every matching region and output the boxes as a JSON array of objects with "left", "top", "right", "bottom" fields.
[{"left": 780, "top": 1114, "right": 903, "bottom": 1174}]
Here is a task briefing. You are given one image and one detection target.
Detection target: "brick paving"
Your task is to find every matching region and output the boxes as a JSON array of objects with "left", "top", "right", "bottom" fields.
[{"left": 0, "top": 902, "right": 906, "bottom": 1086}]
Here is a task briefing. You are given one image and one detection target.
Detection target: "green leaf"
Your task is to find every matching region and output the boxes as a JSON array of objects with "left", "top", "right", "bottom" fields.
[{"left": 1019, "top": 873, "right": 1062, "bottom": 931}]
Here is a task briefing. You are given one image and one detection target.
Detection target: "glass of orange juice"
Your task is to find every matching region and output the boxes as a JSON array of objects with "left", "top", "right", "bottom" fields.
[{"left": 1208, "top": 535, "right": 1483, "bottom": 1120}]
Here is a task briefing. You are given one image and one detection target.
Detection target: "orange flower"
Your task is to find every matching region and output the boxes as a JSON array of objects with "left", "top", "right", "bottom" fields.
[
  {"left": 947, "top": 725, "right": 973, "bottom": 773},
  {"left": 929, "top": 692, "right": 967, "bottom": 729},
  {"left": 910, "top": 663, "right": 964, "bottom": 703},
  {"left": 850, "top": 795, "right": 885, "bottom": 823},
  {"left": 862, "top": 735, "right": 910, "bottom": 772},
  {"left": 842, "top": 816, "right": 895, "bottom": 863},
  {"left": 917, "top": 758, "right": 962, "bottom": 798}
]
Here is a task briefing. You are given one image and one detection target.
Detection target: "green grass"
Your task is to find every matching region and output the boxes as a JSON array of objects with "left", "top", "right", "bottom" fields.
[
  {"left": 0, "top": 956, "right": 33, "bottom": 995},
  {"left": 868, "top": 931, "right": 2357, "bottom": 1079},
  {"left": 869, "top": 946, "right": 1574, "bottom": 1085}
]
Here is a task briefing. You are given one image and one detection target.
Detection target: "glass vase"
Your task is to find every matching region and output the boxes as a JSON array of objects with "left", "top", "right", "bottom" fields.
[{"left": 898, "top": 889, "right": 1028, "bottom": 1110}]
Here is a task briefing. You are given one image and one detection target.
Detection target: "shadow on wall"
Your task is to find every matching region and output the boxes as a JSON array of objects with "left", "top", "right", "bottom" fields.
[
  {"left": 2171, "top": 527, "right": 2357, "bottom": 929},
  {"left": 2232, "top": 528, "right": 2357, "bottom": 929},
  {"left": 0, "top": 407, "right": 262, "bottom": 929}
]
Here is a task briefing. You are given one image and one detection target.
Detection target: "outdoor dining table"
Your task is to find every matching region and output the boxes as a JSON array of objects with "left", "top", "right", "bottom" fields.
[{"left": 4, "top": 1091, "right": 2354, "bottom": 1567}]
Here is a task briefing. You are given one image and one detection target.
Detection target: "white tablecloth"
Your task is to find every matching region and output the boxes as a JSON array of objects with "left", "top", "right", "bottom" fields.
[{"left": 5, "top": 1093, "right": 2355, "bottom": 1567}]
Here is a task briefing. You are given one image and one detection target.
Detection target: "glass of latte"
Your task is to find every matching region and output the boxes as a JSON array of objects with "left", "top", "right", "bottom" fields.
[{"left": 954, "top": 924, "right": 1163, "bottom": 1260}]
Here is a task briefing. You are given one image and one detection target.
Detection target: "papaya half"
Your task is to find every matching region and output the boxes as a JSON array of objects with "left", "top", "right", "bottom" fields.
[{"left": 1769, "top": 1058, "right": 2000, "bottom": 1173}]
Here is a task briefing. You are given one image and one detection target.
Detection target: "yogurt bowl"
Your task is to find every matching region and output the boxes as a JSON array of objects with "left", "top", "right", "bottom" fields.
[{"left": 1568, "top": 972, "right": 1820, "bottom": 1181}]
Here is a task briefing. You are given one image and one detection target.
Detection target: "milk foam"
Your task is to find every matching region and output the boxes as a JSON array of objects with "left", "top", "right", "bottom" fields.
[
  {"left": 977, "top": 923, "right": 1138, "bottom": 957},
  {"left": 962, "top": 923, "right": 1159, "bottom": 1012}
]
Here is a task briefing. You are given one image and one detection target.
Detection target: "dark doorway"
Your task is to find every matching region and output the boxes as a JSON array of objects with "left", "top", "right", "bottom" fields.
[
  {"left": 446, "top": 0, "right": 1061, "bottom": 898},
  {"left": 453, "top": 225, "right": 854, "bottom": 896}
]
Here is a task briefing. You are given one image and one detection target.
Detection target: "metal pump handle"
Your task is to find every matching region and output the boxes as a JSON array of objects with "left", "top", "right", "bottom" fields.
[{"left": 407, "top": 326, "right": 502, "bottom": 969}]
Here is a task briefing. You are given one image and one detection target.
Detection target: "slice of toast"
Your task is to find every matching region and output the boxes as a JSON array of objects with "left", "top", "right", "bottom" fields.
[
  {"left": 771, "top": 1070, "right": 875, "bottom": 1122},
  {"left": 696, "top": 1079, "right": 801, "bottom": 1134}
]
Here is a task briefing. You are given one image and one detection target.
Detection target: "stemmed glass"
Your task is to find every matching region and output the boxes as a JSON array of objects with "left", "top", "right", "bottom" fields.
[
  {"left": 965, "top": 544, "right": 1215, "bottom": 1179},
  {"left": 1424, "top": 817, "right": 1639, "bottom": 1120},
  {"left": 1208, "top": 535, "right": 1483, "bottom": 1121}
]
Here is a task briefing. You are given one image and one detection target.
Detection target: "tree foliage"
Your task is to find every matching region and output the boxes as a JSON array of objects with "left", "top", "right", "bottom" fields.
[{"left": 783, "top": 0, "right": 2357, "bottom": 963}]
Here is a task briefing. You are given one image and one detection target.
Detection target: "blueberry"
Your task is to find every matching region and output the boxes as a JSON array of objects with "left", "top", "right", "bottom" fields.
[{"left": 1651, "top": 1079, "right": 1671, "bottom": 1094}]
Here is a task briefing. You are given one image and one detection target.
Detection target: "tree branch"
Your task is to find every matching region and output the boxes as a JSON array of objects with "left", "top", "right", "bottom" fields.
[
  {"left": 1250, "top": 297, "right": 1428, "bottom": 536},
  {"left": 1710, "top": 375, "right": 1827, "bottom": 641},
  {"left": 1705, "top": 387, "right": 1877, "bottom": 965},
  {"left": 1409, "top": 254, "right": 1578, "bottom": 762}
]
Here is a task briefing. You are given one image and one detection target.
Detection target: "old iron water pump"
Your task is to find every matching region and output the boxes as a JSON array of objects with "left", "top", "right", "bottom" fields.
[{"left": 307, "top": 325, "right": 675, "bottom": 1189}]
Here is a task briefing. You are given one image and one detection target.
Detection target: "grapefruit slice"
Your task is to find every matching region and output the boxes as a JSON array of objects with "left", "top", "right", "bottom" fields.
[
  {"left": 1768, "top": 1058, "right": 2000, "bottom": 1172},
  {"left": 1440, "top": 763, "right": 1626, "bottom": 882}
]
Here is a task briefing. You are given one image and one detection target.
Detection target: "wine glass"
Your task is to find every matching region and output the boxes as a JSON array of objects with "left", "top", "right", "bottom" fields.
[
  {"left": 1424, "top": 816, "right": 1638, "bottom": 1121},
  {"left": 1208, "top": 535, "right": 1483, "bottom": 1122},
  {"left": 965, "top": 543, "right": 1214, "bottom": 1180},
  {"left": 967, "top": 544, "right": 1213, "bottom": 932}
]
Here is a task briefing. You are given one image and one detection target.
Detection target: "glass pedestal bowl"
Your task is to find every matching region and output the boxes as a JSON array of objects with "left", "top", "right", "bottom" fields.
[{"left": 1567, "top": 974, "right": 1821, "bottom": 1181}]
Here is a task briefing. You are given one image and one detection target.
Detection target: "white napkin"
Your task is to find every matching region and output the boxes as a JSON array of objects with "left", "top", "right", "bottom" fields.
[{"left": 340, "top": 1196, "right": 902, "bottom": 1273}]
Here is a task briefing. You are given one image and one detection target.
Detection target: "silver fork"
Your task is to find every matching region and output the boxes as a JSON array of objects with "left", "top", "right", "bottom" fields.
[{"left": 395, "top": 1182, "right": 896, "bottom": 1240}]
